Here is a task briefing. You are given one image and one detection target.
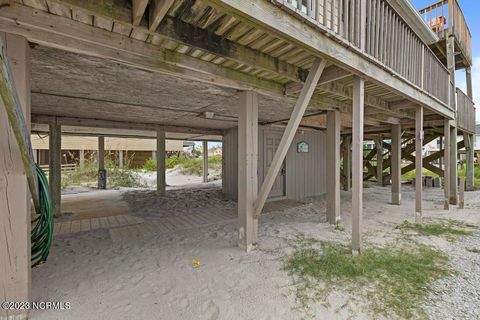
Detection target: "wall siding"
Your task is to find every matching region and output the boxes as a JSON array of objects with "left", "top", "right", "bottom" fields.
[{"left": 223, "top": 126, "right": 326, "bottom": 201}]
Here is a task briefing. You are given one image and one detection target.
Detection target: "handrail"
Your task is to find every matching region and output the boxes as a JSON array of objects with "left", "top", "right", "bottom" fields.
[
  {"left": 276, "top": 0, "right": 450, "bottom": 106},
  {"left": 418, "top": 0, "right": 472, "bottom": 65},
  {"left": 456, "top": 88, "right": 476, "bottom": 133}
]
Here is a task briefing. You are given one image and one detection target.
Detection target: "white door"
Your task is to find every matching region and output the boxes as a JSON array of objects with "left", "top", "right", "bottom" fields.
[{"left": 264, "top": 131, "right": 285, "bottom": 198}]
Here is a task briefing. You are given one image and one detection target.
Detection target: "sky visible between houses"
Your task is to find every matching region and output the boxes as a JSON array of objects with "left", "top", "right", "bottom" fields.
[{"left": 413, "top": 0, "right": 480, "bottom": 120}]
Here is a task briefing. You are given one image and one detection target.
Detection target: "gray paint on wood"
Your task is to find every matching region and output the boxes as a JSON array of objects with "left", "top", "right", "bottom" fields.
[
  {"left": 223, "top": 126, "right": 326, "bottom": 201},
  {"left": 49, "top": 123, "right": 62, "bottom": 215}
]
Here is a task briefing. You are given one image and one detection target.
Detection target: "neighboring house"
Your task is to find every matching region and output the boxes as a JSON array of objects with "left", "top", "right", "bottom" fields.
[{"left": 31, "top": 135, "right": 188, "bottom": 168}]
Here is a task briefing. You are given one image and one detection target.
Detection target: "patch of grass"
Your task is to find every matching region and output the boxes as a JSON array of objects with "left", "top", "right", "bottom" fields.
[
  {"left": 283, "top": 235, "right": 449, "bottom": 319},
  {"left": 458, "top": 165, "right": 480, "bottom": 189},
  {"left": 397, "top": 220, "right": 474, "bottom": 239},
  {"left": 402, "top": 168, "right": 439, "bottom": 181},
  {"left": 142, "top": 158, "right": 157, "bottom": 171}
]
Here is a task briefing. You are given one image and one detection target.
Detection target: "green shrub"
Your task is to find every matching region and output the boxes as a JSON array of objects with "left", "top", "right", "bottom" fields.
[{"left": 143, "top": 158, "right": 157, "bottom": 171}]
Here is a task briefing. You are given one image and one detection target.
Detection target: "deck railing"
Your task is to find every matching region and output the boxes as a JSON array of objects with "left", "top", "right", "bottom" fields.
[
  {"left": 418, "top": 0, "right": 472, "bottom": 65},
  {"left": 456, "top": 88, "right": 475, "bottom": 133},
  {"left": 276, "top": 0, "right": 450, "bottom": 107}
]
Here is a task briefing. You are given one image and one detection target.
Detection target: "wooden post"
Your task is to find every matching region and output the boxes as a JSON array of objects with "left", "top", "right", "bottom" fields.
[
  {"left": 391, "top": 124, "right": 402, "bottom": 205},
  {"left": 466, "top": 67, "right": 473, "bottom": 99},
  {"left": 203, "top": 140, "right": 208, "bottom": 183},
  {"left": 415, "top": 106, "right": 424, "bottom": 222},
  {"left": 97, "top": 136, "right": 106, "bottom": 189},
  {"left": 152, "top": 150, "right": 156, "bottom": 160},
  {"left": 49, "top": 123, "right": 62, "bottom": 216},
  {"left": 446, "top": 36, "right": 458, "bottom": 204},
  {"left": 79, "top": 149, "right": 85, "bottom": 168},
  {"left": 352, "top": 76, "right": 364, "bottom": 254},
  {"left": 157, "top": 130, "right": 166, "bottom": 195},
  {"left": 255, "top": 58, "right": 326, "bottom": 217},
  {"left": 459, "top": 178, "right": 465, "bottom": 209},
  {"left": 439, "top": 136, "right": 443, "bottom": 169},
  {"left": 449, "top": 125, "right": 458, "bottom": 204},
  {"left": 443, "top": 120, "right": 451, "bottom": 210},
  {"left": 0, "top": 33, "right": 31, "bottom": 320},
  {"left": 238, "top": 90, "right": 258, "bottom": 251},
  {"left": 118, "top": 150, "right": 124, "bottom": 169},
  {"left": 375, "top": 138, "right": 383, "bottom": 186},
  {"left": 326, "top": 109, "right": 341, "bottom": 224},
  {"left": 464, "top": 133, "right": 474, "bottom": 191},
  {"left": 343, "top": 136, "right": 351, "bottom": 191}
]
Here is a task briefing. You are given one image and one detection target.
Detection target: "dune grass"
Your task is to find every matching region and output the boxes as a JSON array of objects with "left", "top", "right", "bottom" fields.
[
  {"left": 283, "top": 235, "right": 449, "bottom": 319},
  {"left": 397, "top": 220, "right": 475, "bottom": 240}
]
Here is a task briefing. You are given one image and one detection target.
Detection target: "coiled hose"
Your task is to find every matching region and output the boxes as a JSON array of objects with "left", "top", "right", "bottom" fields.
[{"left": 31, "top": 163, "right": 54, "bottom": 267}]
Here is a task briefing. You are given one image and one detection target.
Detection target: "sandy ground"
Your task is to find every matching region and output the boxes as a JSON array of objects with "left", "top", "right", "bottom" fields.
[{"left": 31, "top": 183, "right": 480, "bottom": 320}]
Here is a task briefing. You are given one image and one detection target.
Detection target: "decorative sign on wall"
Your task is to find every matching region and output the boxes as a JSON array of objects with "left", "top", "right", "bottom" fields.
[{"left": 297, "top": 141, "right": 309, "bottom": 153}]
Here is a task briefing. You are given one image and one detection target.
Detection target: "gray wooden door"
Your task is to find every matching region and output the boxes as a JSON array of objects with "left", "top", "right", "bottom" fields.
[{"left": 264, "top": 131, "right": 285, "bottom": 198}]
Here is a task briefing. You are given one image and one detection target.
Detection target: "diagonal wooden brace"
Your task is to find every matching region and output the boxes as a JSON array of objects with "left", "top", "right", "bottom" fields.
[{"left": 254, "top": 58, "right": 327, "bottom": 218}]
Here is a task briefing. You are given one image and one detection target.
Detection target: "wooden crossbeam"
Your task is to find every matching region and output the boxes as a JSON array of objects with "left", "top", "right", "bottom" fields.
[
  {"left": 156, "top": 16, "right": 304, "bottom": 82},
  {"left": 284, "top": 66, "right": 350, "bottom": 95},
  {"left": 31, "top": 115, "right": 224, "bottom": 135},
  {"left": 149, "top": 0, "right": 175, "bottom": 31},
  {"left": 254, "top": 58, "right": 326, "bottom": 218},
  {"left": 132, "top": 0, "right": 149, "bottom": 26},
  {"left": 317, "top": 82, "right": 415, "bottom": 120}
]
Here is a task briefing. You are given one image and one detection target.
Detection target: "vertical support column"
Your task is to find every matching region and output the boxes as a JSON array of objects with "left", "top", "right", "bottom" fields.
[
  {"left": 464, "top": 133, "right": 474, "bottom": 191},
  {"left": 326, "top": 110, "right": 341, "bottom": 224},
  {"left": 0, "top": 33, "right": 31, "bottom": 320},
  {"left": 352, "top": 77, "right": 364, "bottom": 254},
  {"left": 79, "top": 149, "right": 85, "bottom": 168},
  {"left": 375, "top": 138, "right": 383, "bottom": 186},
  {"left": 466, "top": 67, "right": 473, "bottom": 99},
  {"left": 203, "top": 140, "right": 208, "bottom": 183},
  {"left": 415, "top": 106, "right": 424, "bottom": 222},
  {"left": 49, "top": 123, "right": 62, "bottom": 216},
  {"left": 446, "top": 36, "right": 458, "bottom": 205},
  {"left": 118, "top": 150, "right": 124, "bottom": 169},
  {"left": 98, "top": 136, "right": 106, "bottom": 189},
  {"left": 443, "top": 120, "right": 451, "bottom": 210},
  {"left": 439, "top": 137, "right": 443, "bottom": 169},
  {"left": 157, "top": 130, "right": 166, "bottom": 195},
  {"left": 238, "top": 91, "right": 258, "bottom": 251},
  {"left": 343, "top": 136, "right": 351, "bottom": 191},
  {"left": 449, "top": 125, "right": 458, "bottom": 204},
  {"left": 391, "top": 124, "right": 402, "bottom": 205},
  {"left": 152, "top": 150, "right": 156, "bottom": 160}
]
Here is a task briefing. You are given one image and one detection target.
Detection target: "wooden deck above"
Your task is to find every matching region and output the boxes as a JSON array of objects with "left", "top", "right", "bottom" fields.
[
  {"left": 0, "top": 0, "right": 457, "bottom": 136},
  {"left": 419, "top": 0, "right": 472, "bottom": 68}
]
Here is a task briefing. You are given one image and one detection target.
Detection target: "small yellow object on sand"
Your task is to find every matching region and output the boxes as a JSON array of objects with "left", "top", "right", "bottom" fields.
[{"left": 192, "top": 258, "right": 201, "bottom": 268}]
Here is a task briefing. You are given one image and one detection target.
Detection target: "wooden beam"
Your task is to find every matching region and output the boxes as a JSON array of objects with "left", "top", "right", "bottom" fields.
[
  {"left": 343, "top": 136, "right": 351, "bottom": 191},
  {"left": 31, "top": 115, "right": 224, "bottom": 135},
  {"left": 0, "top": 33, "right": 31, "bottom": 320},
  {"left": 206, "top": 0, "right": 454, "bottom": 119},
  {"left": 443, "top": 119, "right": 450, "bottom": 210},
  {"left": 375, "top": 138, "right": 384, "bottom": 186},
  {"left": 49, "top": 123, "right": 62, "bottom": 215},
  {"left": 464, "top": 132, "right": 474, "bottom": 191},
  {"left": 318, "top": 82, "right": 415, "bottom": 120},
  {"left": 326, "top": 109, "right": 341, "bottom": 224},
  {"left": 449, "top": 124, "right": 458, "bottom": 205},
  {"left": 415, "top": 106, "right": 423, "bottom": 222},
  {"left": 203, "top": 140, "right": 208, "bottom": 183},
  {"left": 149, "top": 0, "right": 175, "bottom": 31},
  {"left": 391, "top": 124, "right": 401, "bottom": 205},
  {"left": 157, "top": 129, "right": 166, "bottom": 194},
  {"left": 238, "top": 91, "right": 258, "bottom": 251},
  {"left": 132, "top": 0, "right": 149, "bottom": 26},
  {"left": 284, "top": 66, "right": 350, "bottom": 95},
  {"left": 0, "top": 32, "right": 40, "bottom": 213},
  {"left": 352, "top": 76, "right": 365, "bottom": 254},
  {"left": 0, "top": 4, "right": 286, "bottom": 99},
  {"left": 254, "top": 58, "right": 327, "bottom": 218},
  {"left": 156, "top": 16, "right": 304, "bottom": 83}
]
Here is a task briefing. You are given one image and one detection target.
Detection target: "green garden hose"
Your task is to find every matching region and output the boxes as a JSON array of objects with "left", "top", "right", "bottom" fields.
[{"left": 31, "top": 163, "right": 54, "bottom": 267}]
